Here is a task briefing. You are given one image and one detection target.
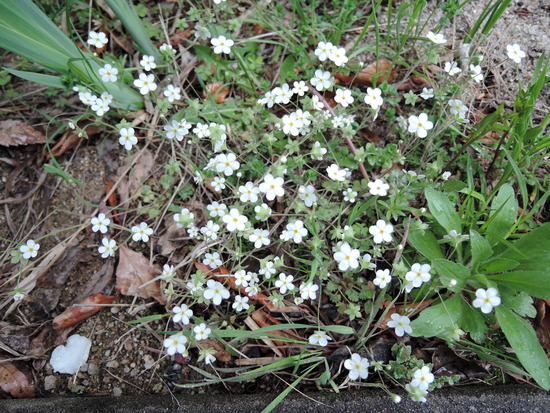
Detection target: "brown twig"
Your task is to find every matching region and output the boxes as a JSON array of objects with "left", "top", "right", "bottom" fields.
[{"left": 306, "top": 83, "right": 370, "bottom": 181}]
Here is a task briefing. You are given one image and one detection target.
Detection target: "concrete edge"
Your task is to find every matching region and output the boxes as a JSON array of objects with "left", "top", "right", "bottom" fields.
[{"left": 1, "top": 384, "right": 549, "bottom": 412}]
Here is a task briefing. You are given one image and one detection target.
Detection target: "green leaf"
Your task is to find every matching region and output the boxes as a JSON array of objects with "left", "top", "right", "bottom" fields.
[
  {"left": 469, "top": 230, "right": 493, "bottom": 272},
  {"left": 486, "top": 184, "right": 518, "bottom": 245},
  {"left": 410, "top": 295, "right": 462, "bottom": 338},
  {"left": 496, "top": 305, "right": 550, "bottom": 390},
  {"left": 498, "top": 222, "right": 550, "bottom": 263},
  {"left": 407, "top": 227, "right": 444, "bottom": 260},
  {"left": 459, "top": 299, "right": 488, "bottom": 343},
  {"left": 432, "top": 259, "right": 471, "bottom": 290},
  {"left": 5, "top": 68, "right": 65, "bottom": 88},
  {"left": 500, "top": 289, "right": 536, "bottom": 318},
  {"left": 480, "top": 258, "right": 520, "bottom": 273},
  {"left": 425, "top": 187, "right": 462, "bottom": 234},
  {"left": 490, "top": 271, "right": 550, "bottom": 299}
]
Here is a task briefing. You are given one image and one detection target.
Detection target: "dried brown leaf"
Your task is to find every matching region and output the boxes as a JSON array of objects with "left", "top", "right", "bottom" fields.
[
  {"left": 198, "top": 338, "right": 232, "bottom": 362},
  {"left": 117, "top": 148, "right": 153, "bottom": 204},
  {"left": 116, "top": 246, "right": 164, "bottom": 304},
  {"left": 335, "top": 59, "right": 396, "bottom": 86},
  {"left": 52, "top": 293, "right": 115, "bottom": 330},
  {"left": 157, "top": 222, "right": 186, "bottom": 256},
  {"left": 0, "top": 357, "right": 36, "bottom": 398},
  {"left": 203, "top": 83, "right": 230, "bottom": 103},
  {"left": 0, "top": 120, "right": 46, "bottom": 147},
  {"left": 397, "top": 74, "right": 433, "bottom": 92}
]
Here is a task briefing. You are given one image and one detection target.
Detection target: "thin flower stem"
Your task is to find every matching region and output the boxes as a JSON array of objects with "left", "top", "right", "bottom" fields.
[{"left": 306, "top": 83, "right": 370, "bottom": 182}]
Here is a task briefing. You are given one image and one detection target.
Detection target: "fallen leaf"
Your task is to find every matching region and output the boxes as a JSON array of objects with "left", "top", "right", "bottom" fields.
[
  {"left": 198, "top": 338, "right": 232, "bottom": 362},
  {"left": 432, "top": 344, "right": 488, "bottom": 380},
  {"left": 117, "top": 149, "right": 153, "bottom": 205},
  {"left": 0, "top": 357, "right": 36, "bottom": 398},
  {"left": 52, "top": 293, "right": 116, "bottom": 330},
  {"left": 157, "top": 222, "right": 186, "bottom": 256},
  {"left": 335, "top": 59, "right": 396, "bottom": 86},
  {"left": 397, "top": 74, "right": 433, "bottom": 92},
  {"left": 203, "top": 83, "right": 230, "bottom": 103},
  {"left": 535, "top": 299, "right": 550, "bottom": 350},
  {"left": 75, "top": 259, "right": 115, "bottom": 302},
  {"left": 117, "top": 246, "right": 164, "bottom": 304},
  {"left": 0, "top": 120, "right": 46, "bottom": 147}
]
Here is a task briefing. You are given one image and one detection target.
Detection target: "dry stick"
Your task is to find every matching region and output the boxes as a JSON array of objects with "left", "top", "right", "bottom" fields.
[{"left": 306, "top": 83, "right": 370, "bottom": 182}]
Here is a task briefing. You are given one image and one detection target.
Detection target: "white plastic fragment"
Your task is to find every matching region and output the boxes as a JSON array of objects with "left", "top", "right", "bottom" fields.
[{"left": 50, "top": 334, "right": 92, "bottom": 374}]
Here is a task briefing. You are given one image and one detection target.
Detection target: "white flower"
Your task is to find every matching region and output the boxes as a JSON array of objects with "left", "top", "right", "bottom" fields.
[
  {"left": 326, "top": 164, "right": 347, "bottom": 181},
  {"left": 441, "top": 171, "right": 452, "bottom": 181},
  {"left": 172, "top": 304, "right": 193, "bottom": 324},
  {"left": 403, "top": 170, "right": 425, "bottom": 180},
  {"left": 444, "top": 61, "right": 462, "bottom": 76},
  {"left": 472, "top": 287, "right": 501, "bottom": 314},
  {"left": 98, "top": 238, "right": 116, "bottom": 258},
  {"left": 215, "top": 153, "right": 240, "bottom": 176},
  {"left": 410, "top": 366, "right": 434, "bottom": 391},
  {"left": 299, "top": 282, "right": 319, "bottom": 300},
  {"left": 334, "top": 88, "right": 354, "bottom": 107},
  {"left": 79, "top": 91, "right": 97, "bottom": 106},
  {"left": 408, "top": 113, "right": 433, "bottom": 138},
  {"left": 426, "top": 31, "right": 447, "bottom": 44},
  {"left": 194, "top": 25, "right": 211, "bottom": 40},
  {"left": 164, "top": 85, "right": 181, "bottom": 102},
  {"left": 308, "top": 331, "right": 332, "bottom": 347},
  {"left": 140, "top": 55, "right": 156, "bottom": 71},
  {"left": 311, "top": 95, "right": 325, "bottom": 110},
  {"left": 344, "top": 353, "right": 369, "bottom": 381},
  {"left": 187, "top": 279, "right": 203, "bottom": 293},
  {"left": 361, "top": 253, "right": 376, "bottom": 270},
  {"left": 100, "top": 92, "right": 113, "bottom": 105},
  {"left": 310, "top": 141, "right": 327, "bottom": 160},
  {"left": 364, "top": 87, "right": 383, "bottom": 110},
  {"left": 281, "top": 220, "right": 308, "bottom": 243},
  {"left": 159, "top": 43, "right": 174, "bottom": 54},
  {"left": 387, "top": 313, "right": 412, "bottom": 337},
  {"left": 292, "top": 80, "right": 307, "bottom": 96},
  {"left": 203, "top": 252, "right": 222, "bottom": 269},
  {"left": 369, "top": 220, "right": 394, "bottom": 244},
  {"left": 281, "top": 112, "right": 303, "bottom": 136},
  {"left": 98, "top": 64, "right": 118, "bottom": 82},
  {"left": 328, "top": 46, "right": 348, "bottom": 66},
  {"left": 258, "top": 90, "right": 275, "bottom": 107},
  {"left": 259, "top": 174, "right": 285, "bottom": 200},
  {"left": 373, "top": 269, "right": 392, "bottom": 289},
  {"left": 133, "top": 73, "right": 157, "bottom": 95},
  {"left": 343, "top": 188, "right": 357, "bottom": 203},
  {"left": 164, "top": 120, "right": 189, "bottom": 141},
  {"left": 448, "top": 99, "right": 468, "bottom": 121},
  {"left": 118, "top": 128, "right": 137, "bottom": 151},
  {"left": 310, "top": 69, "right": 333, "bottom": 91},
  {"left": 174, "top": 208, "right": 194, "bottom": 228},
  {"left": 164, "top": 333, "right": 188, "bottom": 356},
  {"left": 91, "top": 213, "right": 110, "bottom": 234},
  {"left": 238, "top": 181, "right": 260, "bottom": 203},
  {"left": 275, "top": 273, "right": 295, "bottom": 294},
  {"left": 405, "top": 263, "right": 432, "bottom": 291},
  {"left": 420, "top": 88, "right": 434, "bottom": 100},
  {"left": 211, "top": 35, "right": 234, "bottom": 54},
  {"left": 234, "top": 270, "right": 250, "bottom": 287},
  {"left": 211, "top": 176, "right": 226, "bottom": 192},
  {"left": 232, "top": 295, "right": 250, "bottom": 312},
  {"left": 207, "top": 202, "right": 227, "bottom": 218},
  {"left": 259, "top": 260, "right": 277, "bottom": 279},
  {"left": 200, "top": 220, "right": 220, "bottom": 241},
  {"left": 506, "top": 44, "right": 526, "bottom": 64},
  {"left": 161, "top": 264, "right": 176, "bottom": 281},
  {"left": 298, "top": 185, "right": 317, "bottom": 207},
  {"left": 19, "top": 240, "right": 40, "bottom": 259},
  {"left": 249, "top": 229, "right": 270, "bottom": 248},
  {"left": 187, "top": 224, "right": 199, "bottom": 239},
  {"left": 193, "top": 122, "right": 210, "bottom": 138},
  {"left": 222, "top": 208, "right": 248, "bottom": 232},
  {"left": 194, "top": 323, "right": 211, "bottom": 341},
  {"left": 469, "top": 64, "right": 483, "bottom": 83},
  {"left": 368, "top": 179, "right": 389, "bottom": 196},
  {"left": 334, "top": 242, "right": 360, "bottom": 271},
  {"left": 87, "top": 31, "right": 108, "bottom": 48},
  {"left": 314, "top": 41, "right": 334, "bottom": 61},
  {"left": 91, "top": 98, "right": 109, "bottom": 116},
  {"left": 272, "top": 83, "right": 294, "bottom": 104},
  {"left": 131, "top": 222, "right": 153, "bottom": 242},
  {"left": 255, "top": 203, "right": 272, "bottom": 221},
  {"left": 203, "top": 279, "right": 230, "bottom": 305}
]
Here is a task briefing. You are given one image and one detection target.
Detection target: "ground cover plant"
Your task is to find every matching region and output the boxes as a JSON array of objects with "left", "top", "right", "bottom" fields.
[{"left": 0, "top": 0, "right": 549, "bottom": 409}]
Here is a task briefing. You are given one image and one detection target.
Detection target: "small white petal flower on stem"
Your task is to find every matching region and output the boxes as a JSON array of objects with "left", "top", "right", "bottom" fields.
[
  {"left": 98, "top": 238, "right": 116, "bottom": 258},
  {"left": 131, "top": 222, "right": 153, "bottom": 242},
  {"left": 259, "top": 174, "right": 285, "bottom": 200},
  {"left": 420, "top": 88, "right": 434, "bottom": 100},
  {"left": 506, "top": 44, "right": 526, "bottom": 64},
  {"left": 211, "top": 36, "right": 234, "bottom": 54},
  {"left": 239, "top": 181, "right": 260, "bottom": 203},
  {"left": 98, "top": 64, "right": 118, "bottom": 82},
  {"left": 222, "top": 208, "right": 248, "bottom": 232},
  {"left": 249, "top": 229, "right": 270, "bottom": 248},
  {"left": 368, "top": 179, "right": 389, "bottom": 196},
  {"left": 328, "top": 46, "right": 348, "bottom": 66},
  {"left": 300, "top": 282, "right": 319, "bottom": 300},
  {"left": 334, "top": 88, "right": 354, "bottom": 107},
  {"left": 298, "top": 185, "right": 317, "bottom": 207},
  {"left": 405, "top": 263, "right": 432, "bottom": 289},
  {"left": 469, "top": 64, "right": 484, "bottom": 83},
  {"left": 164, "top": 85, "right": 181, "bottom": 102},
  {"left": 194, "top": 323, "right": 211, "bottom": 341},
  {"left": 444, "top": 61, "right": 462, "bottom": 76},
  {"left": 343, "top": 188, "right": 357, "bottom": 203},
  {"left": 344, "top": 353, "right": 369, "bottom": 381},
  {"left": 472, "top": 287, "right": 501, "bottom": 314},
  {"left": 281, "top": 220, "right": 308, "bottom": 243},
  {"left": 292, "top": 80, "right": 307, "bottom": 96},
  {"left": 133, "top": 73, "right": 157, "bottom": 95},
  {"left": 274, "top": 273, "right": 295, "bottom": 294},
  {"left": 87, "top": 31, "right": 108, "bottom": 48},
  {"left": 426, "top": 31, "right": 447, "bottom": 44},
  {"left": 215, "top": 153, "right": 240, "bottom": 176},
  {"left": 410, "top": 366, "right": 434, "bottom": 391},
  {"left": 308, "top": 331, "right": 332, "bottom": 347},
  {"left": 203, "top": 279, "right": 230, "bottom": 305},
  {"left": 207, "top": 202, "right": 227, "bottom": 218},
  {"left": 194, "top": 25, "right": 211, "bottom": 40},
  {"left": 387, "top": 313, "right": 412, "bottom": 337},
  {"left": 364, "top": 87, "right": 384, "bottom": 110},
  {"left": 172, "top": 304, "right": 193, "bottom": 324},
  {"left": 203, "top": 252, "right": 222, "bottom": 269},
  {"left": 19, "top": 240, "right": 40, "bottom": 259},
  {"left": 314, "top": 41, "right": 334, "bottom": 61},
  {"left": 232, "top": 295, "right": 250, "bottom": 312},
  {"left": 140, "top": 55, "right": 156, "bottom": 71},
  {"left": 334, "top": 242, "right": 360, "bottom": 271},
  {"left": 91, "top": 213, "right": 110, "bottom": 234},
  {"left": 161, "top": 264, "right": 176, "bottom": 281},
  {"left": 408, "top": 113, "right": 433, "bottom": 138},
  {"left": 310, "top": 69, "right": 333, "bottom": 91},
  {"left": 373, "top": 269, "right": 391, "bottom": 289},
  {"left": 326, "top": 164, "right": 347, "bottom": 181},
  {"left": 369, "top": 220, "right": 394, "bottom": 244},
  {"left": 211, "top": 177, "right": 226, "bottom": 192},
  {"left": 163, "top": 333, "right": 187, "bottom": 356}
]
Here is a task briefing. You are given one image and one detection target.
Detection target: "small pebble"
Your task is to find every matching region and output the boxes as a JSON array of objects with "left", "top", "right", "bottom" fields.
[
  {"left": 44, "top": 375, "right": 56, "bottom": 391},
  {"left": 106, "top": 360, "right": 119, "bottom": 368},
  {"left": 113, "top": 387, "right": 122, "bottom": 397},
  {"left": 88, "top": 363, "right": 100, "bottom": 375}
]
